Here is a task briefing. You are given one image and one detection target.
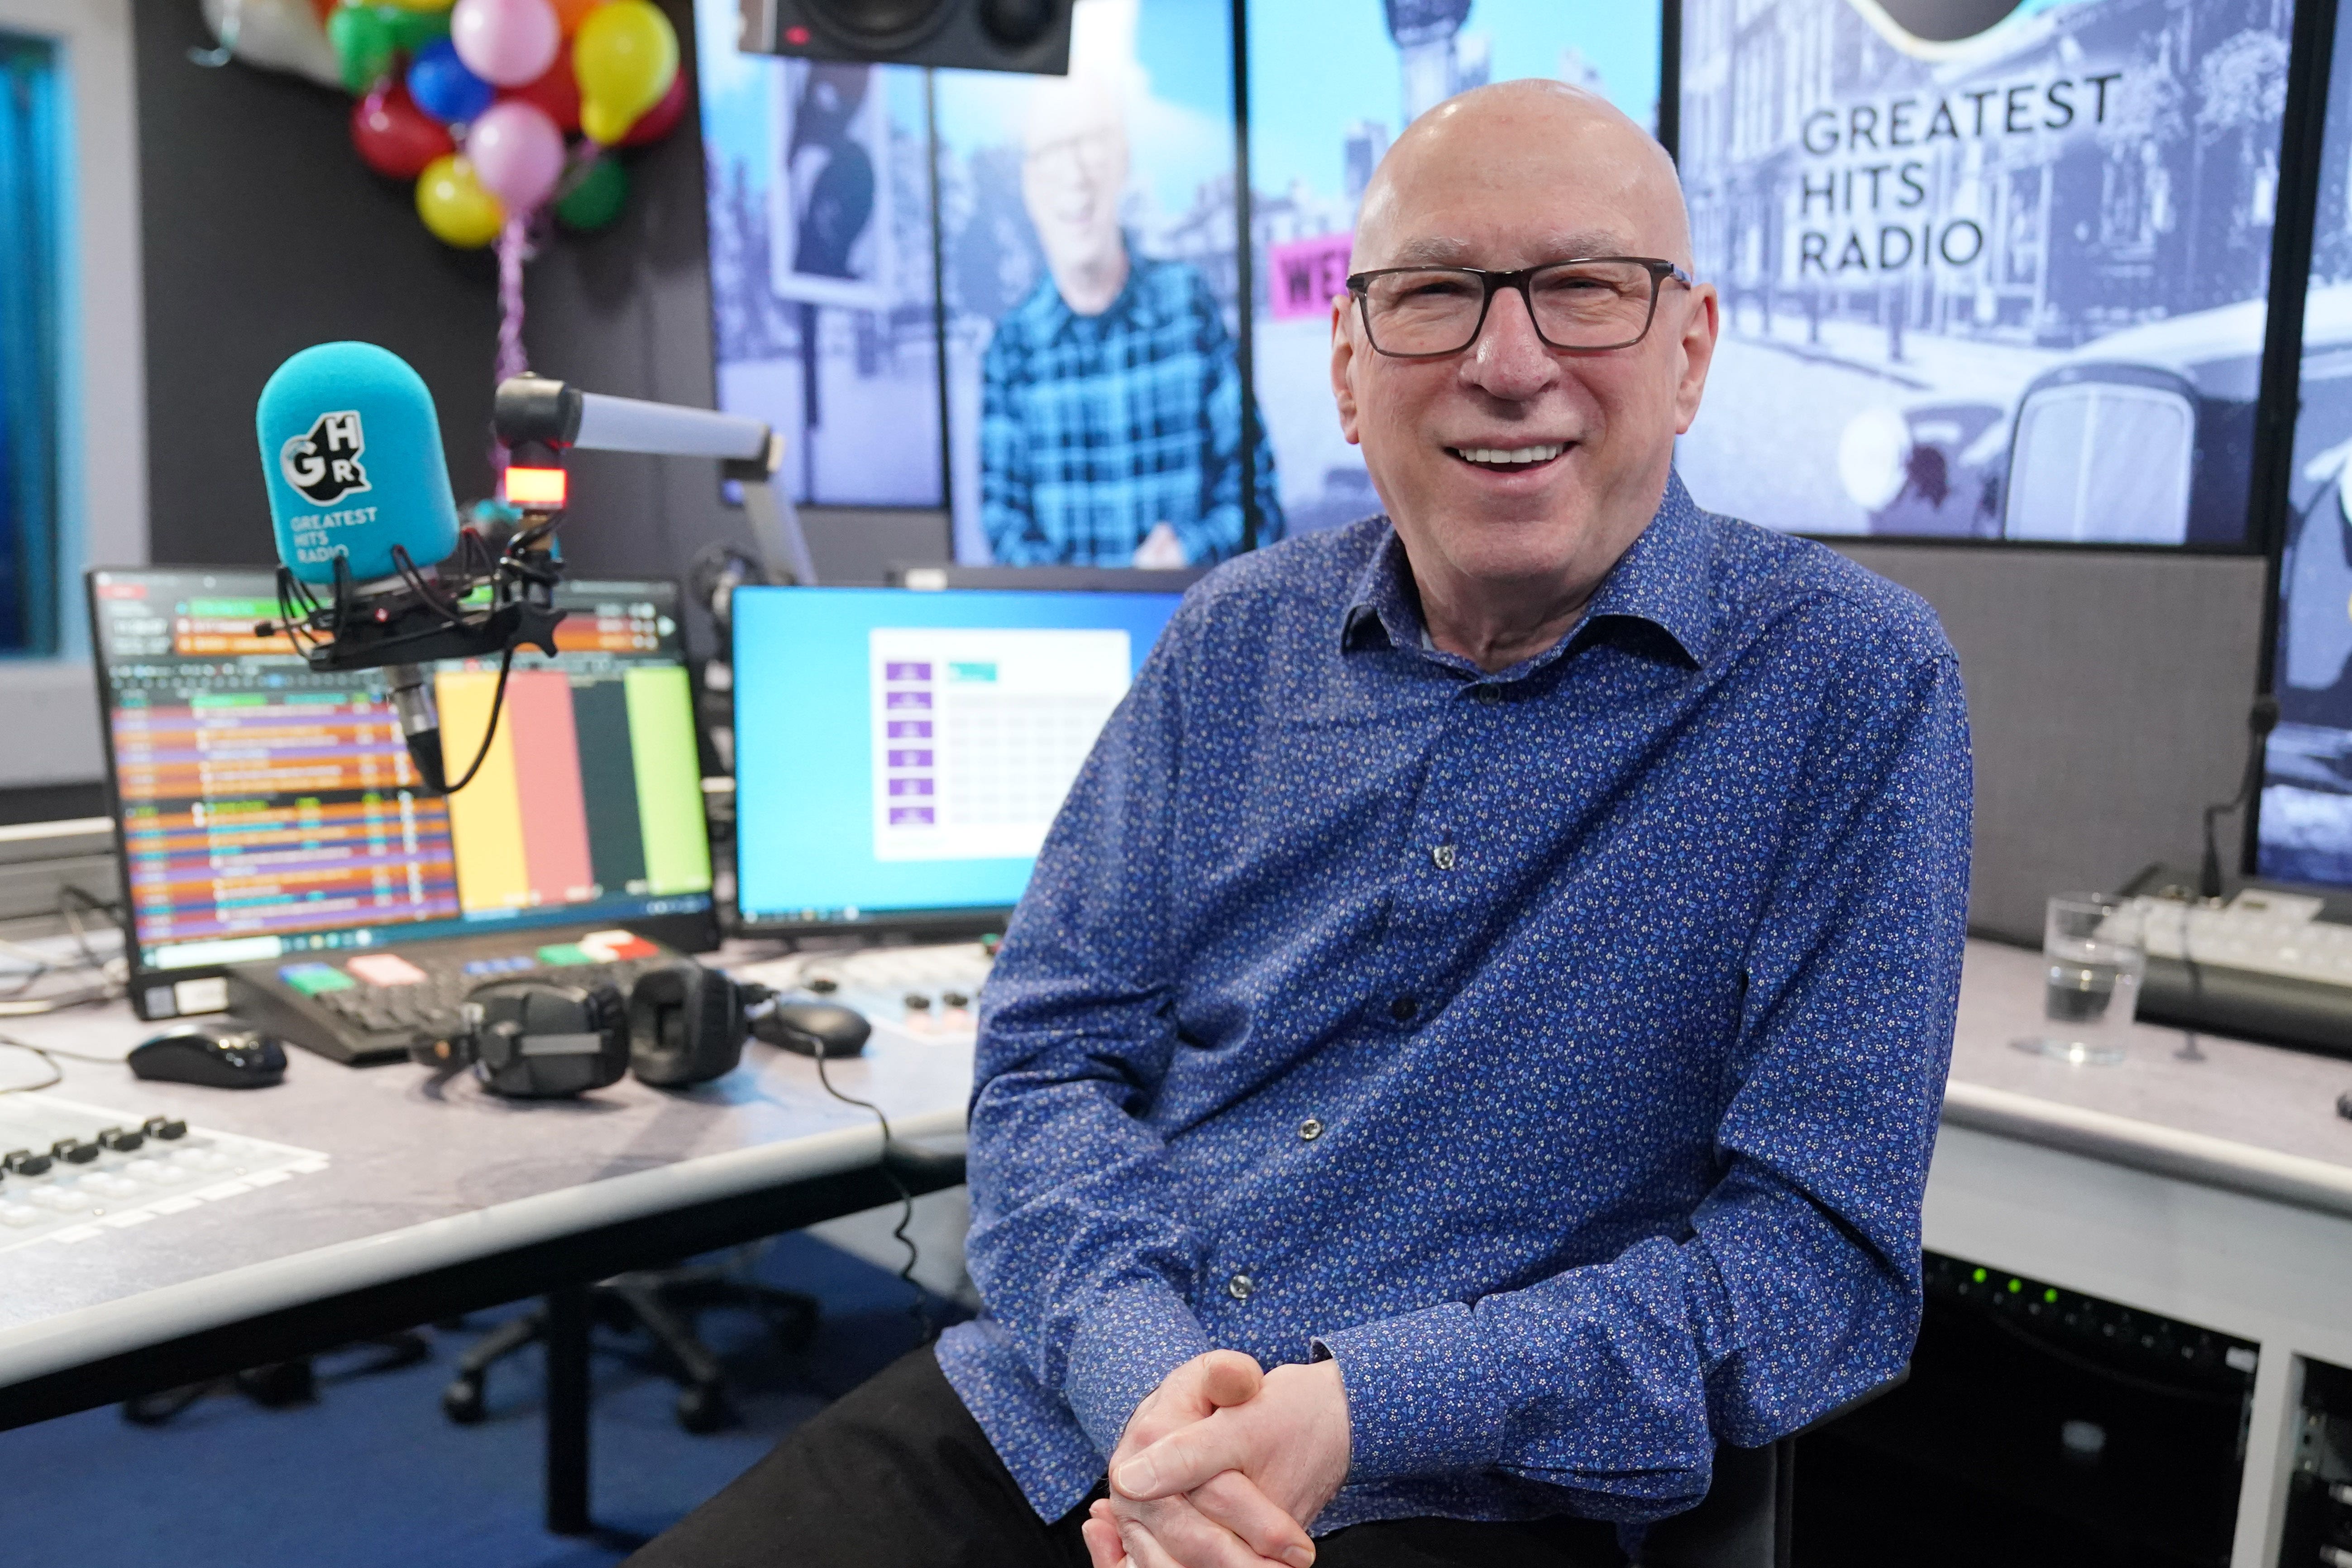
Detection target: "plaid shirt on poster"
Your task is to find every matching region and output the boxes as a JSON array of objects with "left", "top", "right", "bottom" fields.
[{"left": 979, "top": 250, "right": 1283, "bottom": 566}]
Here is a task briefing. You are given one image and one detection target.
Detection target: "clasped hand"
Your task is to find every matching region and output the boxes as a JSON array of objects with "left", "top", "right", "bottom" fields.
[{"left": 1079, "top": 1352, "right": 1351, "bottom": 1568}]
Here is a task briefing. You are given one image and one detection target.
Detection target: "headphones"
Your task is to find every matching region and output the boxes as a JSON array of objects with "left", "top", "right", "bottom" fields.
[{"left": 412, "top": 961, "right": 774, "bottom": 1099}]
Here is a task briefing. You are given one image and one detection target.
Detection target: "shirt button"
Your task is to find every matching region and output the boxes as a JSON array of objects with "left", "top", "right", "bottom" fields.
[
  {"left": 1430, "top": 843, "right": 1456, "bottom": 870},
  {"left": 1474, "top": 685, "right": 1502, "bottom": 704},
  {"left": 1227, "top": 1272, "right": 1255, "bottom": 1301},
  {"left": 1298, "top": 1117, "right": 1324, "bottom": 1142},
  {"left": 1388, "top": 995, "right": 1419, "bottom": 1023}
]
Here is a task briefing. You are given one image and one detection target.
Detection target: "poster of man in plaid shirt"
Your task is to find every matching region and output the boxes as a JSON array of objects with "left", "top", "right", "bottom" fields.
[{"left": 975, "top": 67, "right": 1284, "bottom": 568}]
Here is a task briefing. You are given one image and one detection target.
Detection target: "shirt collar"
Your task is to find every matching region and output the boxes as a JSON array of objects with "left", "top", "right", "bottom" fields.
[
  {"left": 1337, "top": 471, "right": 1716, "bottom": 675},
  {"left": 1035, "top": 241, "right": 1152, "bottom": 345}
]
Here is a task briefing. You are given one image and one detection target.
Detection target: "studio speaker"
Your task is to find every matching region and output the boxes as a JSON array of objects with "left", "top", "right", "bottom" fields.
[{"left": 739, "top": 0, "right": 1071, "bottom": 75}]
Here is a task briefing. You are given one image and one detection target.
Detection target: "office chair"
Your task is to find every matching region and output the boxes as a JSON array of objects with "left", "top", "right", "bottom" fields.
[
  {"left": 124, "top": 1332, "right": 431, "bottom": 1424},
  {"left": 1637, "top": 1371, "right": 1909, "bottom": 1568},
  {"left": 439, "top": 1257, "right": 822, "bottom": 1433}
]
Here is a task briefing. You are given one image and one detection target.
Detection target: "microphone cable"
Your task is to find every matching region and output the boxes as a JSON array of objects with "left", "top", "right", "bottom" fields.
[
  {"left": 2199, "top": 695, "right": 2281, "bottom": 901},
  {"left": 805, "top": 1038, "right": 936, "bottom": 1345},
  {"left": 436, "top": 645, "right": 518, "bottom": 795}
]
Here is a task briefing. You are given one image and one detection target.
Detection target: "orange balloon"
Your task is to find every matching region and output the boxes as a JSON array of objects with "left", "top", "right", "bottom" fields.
[{"left": 550, "top": 0, "right": 605, "bottom": 33}]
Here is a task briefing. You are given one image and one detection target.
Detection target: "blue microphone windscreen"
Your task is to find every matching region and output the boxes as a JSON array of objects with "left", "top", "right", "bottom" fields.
[{"left": 257, "top": 342, "right": 460, "bottom": 586}]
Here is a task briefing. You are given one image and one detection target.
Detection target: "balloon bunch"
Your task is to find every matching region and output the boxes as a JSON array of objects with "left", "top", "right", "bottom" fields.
[{"left": 315, "top": 0, "right": 684, "bottom": 248}]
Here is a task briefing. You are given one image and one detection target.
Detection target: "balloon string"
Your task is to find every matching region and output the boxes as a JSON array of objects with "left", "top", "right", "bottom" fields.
[
  {"left": 492, "top": 215, "right": 530, "bottom": 474},
  {"left": 191, "top": 0, "right": 242, "bottom": 67}
]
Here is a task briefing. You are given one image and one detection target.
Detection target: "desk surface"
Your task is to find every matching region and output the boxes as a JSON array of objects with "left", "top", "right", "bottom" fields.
[
  {"left": 0, "top": 999, "right": 974, "bottom": 1393},
  {"left": 7, "top": 936, "right": 2351, "bottom": 1400},
  {"left": 1944, "top": 937, "right": 2352, "bottom": 1219}
]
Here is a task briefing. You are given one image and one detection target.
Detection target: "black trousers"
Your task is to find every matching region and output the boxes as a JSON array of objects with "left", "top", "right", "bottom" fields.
[{"left": 622, "top": 1348, "right": 1625, "bottom": 1568}]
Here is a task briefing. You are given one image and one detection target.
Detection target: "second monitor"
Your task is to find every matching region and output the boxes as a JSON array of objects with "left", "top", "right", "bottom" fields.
[{"left": 730, "top": 585, "right": 1186, "bottom": 935}]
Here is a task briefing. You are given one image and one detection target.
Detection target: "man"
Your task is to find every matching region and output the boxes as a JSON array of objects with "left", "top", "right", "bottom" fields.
[
  {"left": 978, "top": 73, "right": 1283, "bottom": 567},
  {"left": 630, "top": 79, "right": 1969, "bottom": 1568}
]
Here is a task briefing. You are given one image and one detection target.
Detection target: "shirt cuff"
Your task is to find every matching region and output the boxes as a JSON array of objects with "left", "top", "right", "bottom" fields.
[
  {"left": 1313, "top": 1301, "right": 1509, "bottom": 1482},
  {"left": 1060, "top": 1278, "right": 1214, "bottom": 1458}
]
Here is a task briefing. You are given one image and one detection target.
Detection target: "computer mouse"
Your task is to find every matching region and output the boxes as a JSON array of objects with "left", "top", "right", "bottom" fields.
[
  {"left": 759, "top": 1000, "right": 872, "bottom": 1059},
  {"left": 129, "top": 1022, "right": 288, "bottom": 1089}
]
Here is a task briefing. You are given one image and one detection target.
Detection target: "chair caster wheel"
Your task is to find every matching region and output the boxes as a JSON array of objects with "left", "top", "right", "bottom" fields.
[
  {"left": 677, "top": 1383, "right": 732, "bottom": 1433},
  {"left": 442, "top": 1376, "right": 487, "bottom": 1425}
]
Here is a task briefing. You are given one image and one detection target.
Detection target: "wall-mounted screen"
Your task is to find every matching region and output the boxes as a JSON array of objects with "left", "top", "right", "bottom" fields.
[
  {"left": 1676, "top": 0, "right": 2297, "bottom": 547},
  {"left": 695, "top": 1, "right": 944, "bottom": 507},
  {"left": 2259, "top": 1, "right": 2352, "bottom": 887},
  {"left": 935, "top": 0, "right": 1266, "bottom": 568},
  {"left": 1246, "top": 0, "right": 1664, "bottom": 536}
]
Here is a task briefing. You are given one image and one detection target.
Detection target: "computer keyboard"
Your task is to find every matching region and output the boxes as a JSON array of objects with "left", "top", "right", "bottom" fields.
[{"left": 223, "top": 928, "right": 685, "bottom": 1066}]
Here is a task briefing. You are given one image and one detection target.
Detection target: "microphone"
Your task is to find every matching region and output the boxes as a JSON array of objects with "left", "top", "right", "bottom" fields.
[
  {"left": 255, "top": 343, "right": 565, "bottom": 794},
  {"left": 258, "top": 343, "right": 465, "bottom": 789},
  {"left": 257, "top": 342, "right": 460, "bottom": 583}
]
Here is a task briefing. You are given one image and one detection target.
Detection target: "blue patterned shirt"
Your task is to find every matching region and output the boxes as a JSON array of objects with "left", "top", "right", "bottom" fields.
[
  {"left": 979, "top": 251, "right": 1283, "bottom": 566},
  {"left": 936, "top": 474, "right": 1972, "bottom": 1534}
]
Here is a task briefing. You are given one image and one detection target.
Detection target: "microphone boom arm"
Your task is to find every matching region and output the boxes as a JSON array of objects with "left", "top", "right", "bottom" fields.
[
  {"left": 491, "top": 377, "right": 817, "bottom": 586},
  {"left": 254, "top": 376, "right": 809, "bottom": 799}
]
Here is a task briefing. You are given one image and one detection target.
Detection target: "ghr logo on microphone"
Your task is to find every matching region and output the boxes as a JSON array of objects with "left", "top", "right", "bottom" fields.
[{"left": 280, "top": 410, "right": 371, "bottom": 505}]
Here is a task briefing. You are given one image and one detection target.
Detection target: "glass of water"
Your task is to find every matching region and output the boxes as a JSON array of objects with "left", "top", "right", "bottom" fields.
[{"left": 2014, "top": 894, "right": 2146, "bottom": 1066}]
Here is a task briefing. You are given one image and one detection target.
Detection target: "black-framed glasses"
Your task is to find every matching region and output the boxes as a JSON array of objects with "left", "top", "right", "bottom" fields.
[{"left": 1344, "top": 257, "right": 1694, "bottom": 358}]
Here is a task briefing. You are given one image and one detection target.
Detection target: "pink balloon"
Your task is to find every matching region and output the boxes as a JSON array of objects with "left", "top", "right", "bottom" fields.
[
  {"left": 466, "top": 99, "right": 566, "bottom": 212},
  {"left": 450, "top": 0, "right": 562, "bottom": 88}
]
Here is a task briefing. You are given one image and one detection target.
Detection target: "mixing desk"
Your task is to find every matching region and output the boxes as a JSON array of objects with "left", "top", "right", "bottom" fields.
[
  {"left": 0, "top": 1094, "right": 326, "bottom": 1255},
  {"left": 731, "top": 942, "right": 994, "bottom": 1043}
]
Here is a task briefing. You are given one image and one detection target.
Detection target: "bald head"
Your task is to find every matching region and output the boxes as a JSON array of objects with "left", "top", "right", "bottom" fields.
[
  {"left": 1326, "top": 76, "right": 1720, "bottom": 673},
  {"left": 1354, "top": 79, "right": 1691, "bottom": 275}
]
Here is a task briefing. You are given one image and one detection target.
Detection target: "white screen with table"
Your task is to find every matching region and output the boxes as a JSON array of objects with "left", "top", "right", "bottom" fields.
[{"left": 867, "top": 627, "right": 1133, "bottom": 864}]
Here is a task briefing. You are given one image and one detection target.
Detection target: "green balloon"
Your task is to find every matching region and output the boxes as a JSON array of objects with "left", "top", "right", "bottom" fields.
[
  {"left": 556, "top": 156, "right": 630, "bottom": 233},
  {"left": 379, "top": 5, "right": 450, "bottom": 56},
  {"left": 326, "top": 4, "right": 396, "bottom": 94}
]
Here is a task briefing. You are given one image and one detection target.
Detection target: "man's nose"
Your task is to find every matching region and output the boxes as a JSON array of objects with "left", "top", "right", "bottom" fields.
[{"left": 1465, "top": 286, "right": 1558, "bottom": 398}]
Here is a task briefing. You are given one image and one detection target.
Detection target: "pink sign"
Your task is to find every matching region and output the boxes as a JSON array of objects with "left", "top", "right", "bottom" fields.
[{"left": 1265, "top": 232, "right": 1355, "bottom": 322}]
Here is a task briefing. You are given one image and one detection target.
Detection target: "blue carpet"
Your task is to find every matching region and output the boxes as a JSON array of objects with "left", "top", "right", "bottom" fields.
[{"left": 0, "top": 1234, "right": 956, "bottom": 1567}]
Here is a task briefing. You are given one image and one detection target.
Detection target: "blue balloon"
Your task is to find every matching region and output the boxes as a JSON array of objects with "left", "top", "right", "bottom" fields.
[{"left": 406, "top": 38, "right": 495, "bottom": 126}]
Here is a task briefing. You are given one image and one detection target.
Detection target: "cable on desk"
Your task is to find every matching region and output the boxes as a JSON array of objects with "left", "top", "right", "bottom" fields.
[
  {"left": 808, "top": 1041, "right": 936, "bottom": 1345},
  {"left": 0, "top": 889, "right": 134, "bottom": 1017},
  {"left": 0, "top": 1039, "right": 64, "bottom": 1094},
  {"left": 58, "top": 885, "right": 128, "bottom": 975}
]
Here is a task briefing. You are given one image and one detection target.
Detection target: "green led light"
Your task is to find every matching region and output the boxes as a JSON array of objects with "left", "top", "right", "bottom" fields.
[
  {"left": 2008, "top": 1278, "right": 2022, "bottom": 1294},
  {"left": 1972, "top": 1267, "right": 1987, "bottom": 1283},
  {"left": 2045, "top": 1288, "right": 2059, "bottom": 1304}
]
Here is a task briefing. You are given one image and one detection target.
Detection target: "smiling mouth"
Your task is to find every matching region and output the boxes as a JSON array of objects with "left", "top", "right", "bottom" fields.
[{"left": 1448, "top": 443, "right": 1567, "bottom": 470}]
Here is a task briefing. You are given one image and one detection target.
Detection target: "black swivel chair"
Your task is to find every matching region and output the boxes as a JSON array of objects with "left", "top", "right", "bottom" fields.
[
  {"left": 437, "top": 1145, "right": 970, "bottom": 1432},
  {"left": 439, "top": 1258, "right": 822, "bottom": 1433},
  {"left": 1638, "top": 1372, "right": 1909, "bottom": 1568}
]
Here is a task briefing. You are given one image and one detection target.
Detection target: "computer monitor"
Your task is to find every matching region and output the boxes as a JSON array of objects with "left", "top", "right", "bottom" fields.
[
  {"left": 89, "top": 569, "right": 719, "bottom": 1017},
  {"left": 729, "top": 585, "right": 1186, "bottom": 935}
]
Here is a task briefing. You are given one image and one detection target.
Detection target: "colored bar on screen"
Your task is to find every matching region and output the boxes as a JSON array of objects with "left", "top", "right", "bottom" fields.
[
  {"left": 623, "top": 666, "right": 711, "bottom": 896},
  {"left": 505, "top": 670, "right": 597, "bottom": 904},
  {"left": 437, "top": 668, "right": 529, "bottom": 910},
  {"left": 574, "top": 679, "right": 648, "bottom": 894}
]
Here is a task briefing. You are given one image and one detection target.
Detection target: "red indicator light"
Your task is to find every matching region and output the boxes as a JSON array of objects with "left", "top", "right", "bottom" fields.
[
  {"left": 784, "top": 24, "right": 810, "bottom": 43},
  {"left": 503, "top": 466, "right": 569, "bottom": 508}
]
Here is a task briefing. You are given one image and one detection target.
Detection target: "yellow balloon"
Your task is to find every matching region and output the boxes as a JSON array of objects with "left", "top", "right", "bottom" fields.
[
  {"left": 416, "top": 154, "right": 506, "bottom": 249},
  {"left": 573, "top": 0, "right": 676, "bottom": 122},
  {"left": 578, "top": 96, "right": 638, "bottom": 147},
  {"left": 378, "top": 0, "right": 457, "bottom": 11}
]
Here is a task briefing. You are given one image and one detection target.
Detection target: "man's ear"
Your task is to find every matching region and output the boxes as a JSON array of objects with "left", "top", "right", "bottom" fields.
[
  {"left": 1330, "top": 297, "right": 1362, "bottom": 446},
  {"left": 1672, "top": 282, "right": 1721, "bottom": 437}
]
